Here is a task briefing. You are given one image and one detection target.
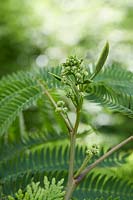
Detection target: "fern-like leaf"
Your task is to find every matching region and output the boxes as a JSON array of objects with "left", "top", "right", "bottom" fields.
[
  {"left": 1, "top": 171, "right": 133, "bottom": 200},
  {"left": 74, "top": 172, "right": 133, "bottom": 200},
  {"left": 86, "top": 82, "right": 133, "bottom": 117},
  {"left": 0, "top": 67, "right": 62, "bottom": 136},
  {"left": 0, "top": 144, "right": 129, "bottom": 183},
  {"left": 86, "top": 65, "right": 133, "bottom": 117},
  {"left": 8, "top": 176, "right": 65, "bottom": 200}
]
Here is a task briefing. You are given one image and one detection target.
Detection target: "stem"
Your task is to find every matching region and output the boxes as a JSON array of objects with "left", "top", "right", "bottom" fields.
[
  {"left": 64, "top": 135, "right": 132, "bottom": 199},
  {"left": 66, "top": 113, "right": 73, "bottom": 130},
  {"left": 65, "top": 109, "right": 80, "bottom": 200},
  {"left": 74, "top": 155, "right": 92, "bottom": 178},
  {"left": 75, "top": 135, "right": 133, "bottom": 184},
  {"left": 39, "top": 80, "right": 73, "bottom": 132}
]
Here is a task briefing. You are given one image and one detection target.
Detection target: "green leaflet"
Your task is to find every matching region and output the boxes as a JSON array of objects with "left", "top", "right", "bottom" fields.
[{"left": 90, "top": 42, "right": 109, "bottom": 79}]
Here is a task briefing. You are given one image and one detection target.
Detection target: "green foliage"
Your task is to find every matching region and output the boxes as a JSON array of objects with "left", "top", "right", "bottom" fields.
[
  {"left": 1, "top": 61, "right": 133, "bottom": 138},
  {"left": 0, "top": 53, "right": 133, "bottom": 199},
  {"left": 8, "top": 176, "right": 65, "bottom": 200},
  {"left": 86, "top": 64, "right": 133, "bottom": 117},
  {"left": 0, "top": 67, "right": 61, "bottom": 136},
  {"left": 3, "top": 171, "right": 133, "bottom": 200},
  {"left": 0, "top": 140, "right": 131, "bottom": 197},
  {"left": 74, "top": 172, "right": 133, "bottom": 200}
]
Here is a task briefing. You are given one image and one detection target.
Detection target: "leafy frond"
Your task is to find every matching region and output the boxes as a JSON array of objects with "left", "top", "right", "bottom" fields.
[
  {"left": 94, "top": 64, "right": 133, "bottom": 95},
  {"left": 0, "top": 144, "right": 129, "bottom": 183},
  {"left": 86, "top": 82, "right": 133, "bottom": 117},
  {"left": 2, "top": 171, "right": 133, "bottom": 200},
  {"left": 0, "top": 67, "right": 62, "bottom": 136},
  {"left": 8, "top": 176, "right": 65, "bottom": 200},
  {"left": 0, "top": 130, "right": 67, "bottom": 165},
  {"left": 37, "top": 66, "right": 62, "bottom": 89},
  {"left": 86, "top": 64, "right": 133, "bottom": 117},
  {"left": 74, "top": 172, "right": 133, "bottom": 200},
  {"left": 1, "top": 171, "right": 67, "bottom": 197}
]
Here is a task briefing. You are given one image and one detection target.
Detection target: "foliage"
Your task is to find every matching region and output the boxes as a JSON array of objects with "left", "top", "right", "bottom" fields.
[
  {"left": 0, "top": 43, "right": 133, "bottom": 199},
  {"left": 8, "top": 176, "right": 65, "bottom": 200},
  {"left": 74, "top": 172, "right": 133, "bottom": 200}
]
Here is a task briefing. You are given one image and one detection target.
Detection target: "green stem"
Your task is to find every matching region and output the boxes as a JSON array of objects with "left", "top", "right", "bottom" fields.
[
  {"left": 65, "top": 108, "right": 80, "bottom": 200},
  {"left": 65, "top": 135, "right": 133, "bottom": 199},
  {"left": 74, "top": 155, "right": 92, "bottom": 178},
  {"left": 39, "top": 80, "right": 73, "bottom": 132},
  {"left": 75, "top": 135, "right": 133, "bottom": 184}
]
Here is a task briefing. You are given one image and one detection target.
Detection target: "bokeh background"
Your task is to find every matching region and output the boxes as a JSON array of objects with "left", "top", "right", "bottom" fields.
[
  {"left": 0, "top": 0, "right": 133, "bottom": 183},
  {"left": 0, "top": 0, "right": 133, "bottom": 77}
]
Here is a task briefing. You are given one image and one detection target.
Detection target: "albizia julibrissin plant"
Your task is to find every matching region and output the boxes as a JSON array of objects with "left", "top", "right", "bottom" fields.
[{"left": 0, "top": 42, "right": 132, "bottom": 200}]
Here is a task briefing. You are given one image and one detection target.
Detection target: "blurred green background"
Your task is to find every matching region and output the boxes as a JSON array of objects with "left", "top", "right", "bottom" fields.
[
  {"left": 0, "top": 0, "right": 133, "bottom": 77},
  {"left": 0, "top": 0, "right": 133, "bottom": 146}
]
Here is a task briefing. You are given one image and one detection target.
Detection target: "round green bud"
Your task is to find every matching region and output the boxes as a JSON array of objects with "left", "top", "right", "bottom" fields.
[
  {"left": 76, "top": 73, "right": 82, "bottom": 79},
  {"left": 63, "top": 107, "right": 68, "bottom": 113},
  {"left": 86, "top": 149, "right": 93, "bottom": 157},
  {"left": 91, "top": 144, "right": 99, "bottom": 155},
  {"left": 73, "top": 60, "right": 78, "bottom": 65},
  {"left": 83, "top": 70, "right": 88, "bottom": 76},
  {"left": 73, "top": 66, "right": 77, "bottom": 71},
  {"left": 57, "top": 101, "right": 65, "bottom": 107}
]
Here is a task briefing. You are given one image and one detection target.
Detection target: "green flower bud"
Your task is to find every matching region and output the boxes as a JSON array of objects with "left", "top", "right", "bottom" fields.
[
  {"left": 83, "top": 70, "right": 88, "bottom": 76},
  {"left": 73, "top": 60, "right": 78, "bottom": 65},
  {"left": 76, "top": 73, "right": 82, "bottom": 79},
  {"left": 63, "top": 107, "right": 68, "bottom": 113},
  {"left": 73, "top": 66, "right": 77, "bottom": 71},
  {"left": 91, "top": 144, "right": 99, "bottom": 155},
  {"left": 86, "top": 149, "right": 93, "bottom": 158},
  {"left": 57, "top": 101, "right": 65, "bottom": 107}
]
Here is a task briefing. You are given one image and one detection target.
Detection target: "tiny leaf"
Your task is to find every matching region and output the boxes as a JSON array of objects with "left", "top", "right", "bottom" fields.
[
  {"left": 91, "top": 41, "right": 109, "bottom": 79},
  {"left": 49, "top": 72, "right": 62, "bottom": 81}
]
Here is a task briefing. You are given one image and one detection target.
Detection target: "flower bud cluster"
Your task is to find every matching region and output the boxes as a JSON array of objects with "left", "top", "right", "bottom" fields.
[
  {"left": 91, "top": 144, "right": 99, "bottom": 155},
  {"left": 55, "top": 100, "right": 68, "bottom": 114},
  {"left": 61, "top": 56, "right": 88, "bottom": 85},
  {"left": 86, "top": 144, "right": 99, "bottom": 158}
]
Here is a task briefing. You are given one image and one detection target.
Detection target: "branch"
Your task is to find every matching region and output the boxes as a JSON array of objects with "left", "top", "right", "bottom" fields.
[
  {"left": 65, "top": 108, "right": 80, "bottom": 200},
  {"left": 38, "top": 80, "right": 73, "bottom": 132},
  {"left": 75, "top": 135, "right": 133, "bottom": 184}
]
